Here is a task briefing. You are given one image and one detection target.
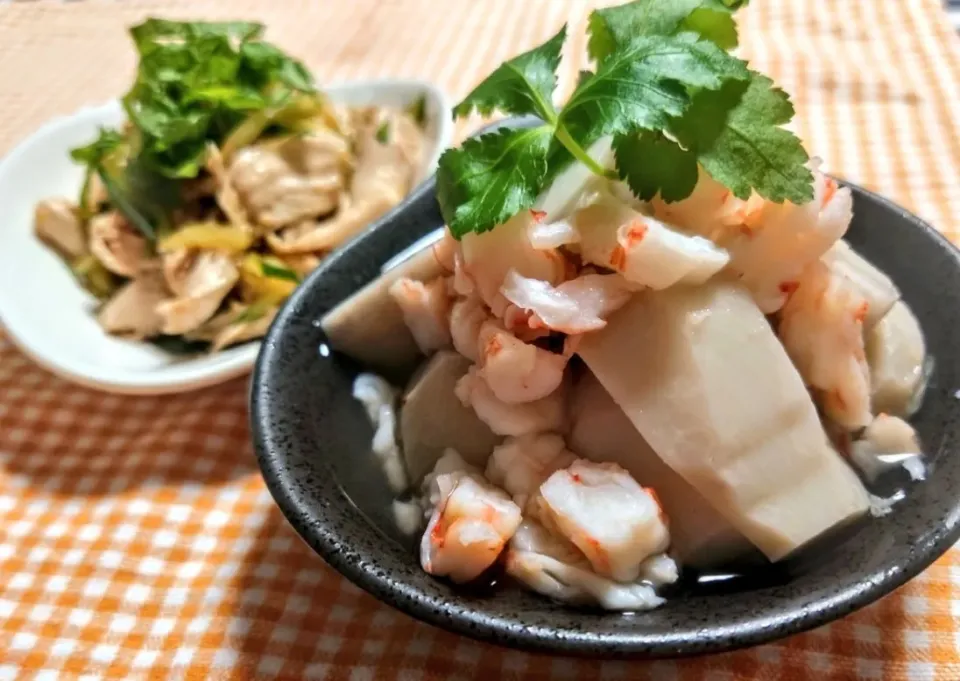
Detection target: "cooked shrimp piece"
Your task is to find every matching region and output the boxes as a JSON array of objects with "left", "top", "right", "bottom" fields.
[
  {"left": 573, "top": 193, "right": 729, "bottom": 290},
  {"left": 416, "top": 448, "right": 486, "bottom": 516},
  {"left": 484, "top": 434, "right": 576, "bottom": 508},
  {"left": 726, "top": 167, "right": 852, "bottom": 313},
  {"left": 501, "top": 270, "right": 633, "bottom": 335},
  {"left": 850, "top": 413, "right": 924, "bottom": 482},
  {"left": 352, "top": 373, "right": 407, "bottom": 493},
  {"left": 527, "top": 217, "right": 581, "bottom": 250},
  {"left": 778, "top": 260, "right": 872, "bottom": 430},
  {"left": 477, "top": 321, "right": 568, "bottom": 403},
  {"left": 389, "top": 276, "right": 452, "bottom": 353},
  {"left": 451, "top": 250, "right": 477, "bottom": 297},
  {"left": 432, "top": 230, "right": 458, "bottom": 272},
  {"left": 455, "top": 365, "right": 566, "bottom": 436},
  {"left": 420, "top": 474, "right": 522, "bottom": 583},
  {"left": 460, "top": 211, "right": 567, "bottom": 316},
  {"left": 449, "top": 296, "right": 490, "bottom": 362},
  {"left": 536, "top": 460, "right": 670, "bottom": 583},
  {"left": 651, "top": 168, "right": 745, "bottom": 241},
  {"left": 505, "top": 520, "right": 673, "bottom": 611}
]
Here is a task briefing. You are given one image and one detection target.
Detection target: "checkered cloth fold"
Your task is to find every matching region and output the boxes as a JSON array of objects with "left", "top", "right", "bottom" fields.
[{"left": 2, "top": 0, "right": 960, "bottom": 678}]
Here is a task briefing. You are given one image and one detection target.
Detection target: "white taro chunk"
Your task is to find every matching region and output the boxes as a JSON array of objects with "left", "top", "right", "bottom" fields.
[
  {"left": 321, "top": 241, "right": 448, "bottom": 378},
  {"left": 577, "top": 282, "right": 870, "bottom": 562},
  {"left": 534, "top": 136, "right": 615, "bottom": 221},
  {"left": 526, "top": 218, "right": 581, "bottom": 250},
  {"left": 400, "top": 351, "right": 502, "bottom": 483},
  {"left": 572, "top": 193, "right": 729, "bottom": 291},
  {"left": 420, "top": 474, "right": 522, "bottom": 583},
  {"left": 536, "top": 459, "right": 669, "bottom": 583},
  {"left": 569, "top": 371, "right": 752, "bottom": 568},
  {"left": 867, "top": 301, "right": 927, "bottom": 417}
]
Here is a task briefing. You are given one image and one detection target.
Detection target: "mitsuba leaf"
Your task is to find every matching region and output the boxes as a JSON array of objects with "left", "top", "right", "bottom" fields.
[
  {"left": 669, "top": 75, "right": 813, "bottom": 203},
  {"left": 437, "top": 126, "right": 553, "bottom": 238},
  {"left": 614, "top": 131, "right": 699, "bottom": 202},
  {"left": 453, "top": 26, "right": 566, "bottom": 122},
  {"left": 561, "top": 33, "right": 748, "bottom": 149},
  {"left": 588, "top": 0, "right": 743, "bottom": 63}
]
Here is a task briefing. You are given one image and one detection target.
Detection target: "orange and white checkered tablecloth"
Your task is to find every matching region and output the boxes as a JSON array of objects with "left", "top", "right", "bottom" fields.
[{"left": 2, "top": 0, "right": 960, "bottom": 678}]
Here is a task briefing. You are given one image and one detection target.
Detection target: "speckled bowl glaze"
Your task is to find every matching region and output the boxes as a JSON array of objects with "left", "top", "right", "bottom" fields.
[{"left": 251, "top": 131, "right": 960, "bottom": 657}]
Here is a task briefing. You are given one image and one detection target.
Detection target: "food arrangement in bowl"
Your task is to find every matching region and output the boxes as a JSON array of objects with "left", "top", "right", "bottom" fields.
[
  {"left": 317, "top": 0, "right": 932, "bottom": 614},
  {"left": 32, "top": 19, "right": 430, "bottom": 354}
]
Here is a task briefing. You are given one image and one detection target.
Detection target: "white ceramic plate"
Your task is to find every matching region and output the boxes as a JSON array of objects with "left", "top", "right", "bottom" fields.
[{"left": 0, "top": 79, "right": 453, "bottom": 394}]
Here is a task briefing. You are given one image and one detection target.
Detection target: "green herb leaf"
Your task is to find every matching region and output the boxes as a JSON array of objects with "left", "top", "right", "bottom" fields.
[
  {"left": 437, "top": 126, "right": 553, "bottom": 238},
  {"left": 406, "top": 94, "right": 428, "bottom": 126},
  {"left": 95, "top": 157, "right": 181, "bottom": 243},
  {"left": 260, "top": 261, "right": 300, "bottom": 282},
  {"left": 588, "top": 0, "right": 744, "bottom": 63},
  {"left": 669, "top": 75, "right": 812, "bottom": 203},
  {"left": 123, "top": 18, "right": 316, "bottom": 179},
  {"left": 70, "top": 128, "right": 125, "bottom": 167},
  {"left": 561, "top": 33, "right": 748, "bottom": 146},
  {"left": 147, "top": 334, "right": 211, "bottom": 355},
  {"left": 375, "top": 121, "right": 391, "bottom": 143},
  {"left": 96, "top": 169, "right": 155, "bottom": 241},
  {"left": 234, "top": 300, "right": 270, "bottom": 324},
  {"left": 453, "top": 26, "right": 566, "bottom": 122},
  {"left": 614, "top": 131, "right": 699, "bottom": 202}
]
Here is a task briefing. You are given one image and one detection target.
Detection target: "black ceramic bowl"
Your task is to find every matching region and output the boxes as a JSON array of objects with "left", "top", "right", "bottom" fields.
[{"left": 251, "top": 148, "right": 960, "bottom": 657}]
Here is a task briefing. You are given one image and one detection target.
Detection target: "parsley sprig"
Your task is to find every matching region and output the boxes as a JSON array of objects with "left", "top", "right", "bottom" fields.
[{"left": 437, "top": 0, "right": 813, "bottom": 239}]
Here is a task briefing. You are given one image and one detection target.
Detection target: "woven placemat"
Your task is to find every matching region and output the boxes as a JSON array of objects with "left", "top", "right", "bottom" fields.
[{"left": 1, "top": 0, "right": 960, "bottom": 678}]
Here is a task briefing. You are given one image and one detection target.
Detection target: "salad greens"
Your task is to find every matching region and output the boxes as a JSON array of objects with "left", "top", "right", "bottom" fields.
[
  {"left": 69, "top": 19, "right": 319, "bottom": 242},
  {"left": 437, "top": 0, "right": 813, "bottom": 239}
]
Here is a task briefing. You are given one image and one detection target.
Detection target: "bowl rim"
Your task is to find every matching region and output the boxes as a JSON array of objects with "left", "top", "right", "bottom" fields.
[
  {"left": 0, "top": 78, "right": 453, "bottom": 395},
  {"left": 251, "top": 176, "right": 960, "bottom": 657}
]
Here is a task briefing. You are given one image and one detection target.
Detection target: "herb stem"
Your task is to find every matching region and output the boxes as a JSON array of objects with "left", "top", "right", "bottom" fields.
[{"left": 553, "top": 125, "right": 617, "bottom": 179}]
